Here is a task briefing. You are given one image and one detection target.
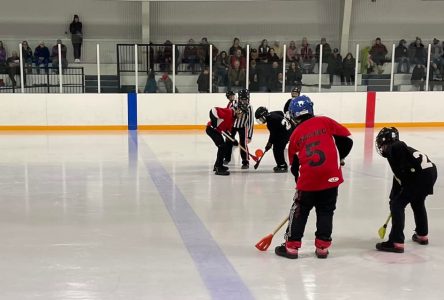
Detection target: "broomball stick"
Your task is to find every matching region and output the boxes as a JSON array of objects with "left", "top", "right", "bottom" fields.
[
  {"left": 253, "top": 148, "right": 269, "bottom": 170},
  {"left": 255, "top": 216, "right": 289, "bottom": 251},
  {"left": 222, "top": 131, "right": 259, "bottom": 162},
  {"left": 378, "top": 214, "right": 392, "bottom": 239}
]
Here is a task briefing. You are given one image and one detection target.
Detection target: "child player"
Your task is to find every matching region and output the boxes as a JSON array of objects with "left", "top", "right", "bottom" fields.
[
  {"left": 206, "top": 106, "right": 240, "bottom": 176},
  {"left": 275, "top": 95, "right": 353, "bottom": 259},
  {"left": 375, "top": 127, "right": 437, "bottom": 253},
  {"left": 254, "top": 106, "right": 293, "bottom": 172}
]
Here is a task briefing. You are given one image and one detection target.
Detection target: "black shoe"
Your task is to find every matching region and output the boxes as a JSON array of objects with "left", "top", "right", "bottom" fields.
[
  {"left": 412, "top": 234, "right": 429, "bottom": 245},
  {"left": 376, "top": 241, "right": 404, "bottom": 253},
  {"left": 273, "top": 165, "right": 288, "bottom": 173},
  {"left": 213, "top": 165, "right": 229, "bottom": 172},
  {"left": 214, "top": 167, "right": 230, "bottom": 176},
  {"left": 241, "top": 162, "right": 249, "bottom": 170},
  {"left": 275, "top": 243, "right": 298, "bottom": 259}
]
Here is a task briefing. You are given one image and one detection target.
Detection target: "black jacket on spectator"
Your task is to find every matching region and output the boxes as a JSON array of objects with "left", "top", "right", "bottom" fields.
[
  {"left": 327, "top": 53, "right": 343, "bottom": 74},
  {"left": 411, "top": 65, "right": 426, "bottom": 81},
  {"left": 315, "top": 43, "right": 332, "bottom": 61},
  {"left": 286, "top": 67, "right": 302, "bottom": 86},
  {"left": 342, "top": 57, "right": 355, "bottom": 76},
  {"left": 197, "top": 71, "right": 210, "bottom": 92},
  {"left": 395, "top": 42, "right": 408, "bottom": 59}
]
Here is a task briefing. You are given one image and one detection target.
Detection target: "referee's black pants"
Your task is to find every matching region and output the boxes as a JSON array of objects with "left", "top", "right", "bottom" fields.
[{"left": 224, "top": 127, "right": 248, "bottom": 164}]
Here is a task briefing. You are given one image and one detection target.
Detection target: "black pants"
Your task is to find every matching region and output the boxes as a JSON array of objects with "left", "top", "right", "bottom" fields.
[
  {"left": 73, "top": 43, "right": 82, "bottom": 59},
  {"left": 224, "top": 127, "right": 248, "bottom": 164},
  {"left": 206, "top": 126, "right": 227, "bottom": 168},
  {"left": 286, "top": 187, "right": 338, "bottom": 242},
  {"left": 272, "top": 140, "right": 287, "bottom": 167},
  {"left": 388, "top": 167, "right": 437, "bottom": 243}
]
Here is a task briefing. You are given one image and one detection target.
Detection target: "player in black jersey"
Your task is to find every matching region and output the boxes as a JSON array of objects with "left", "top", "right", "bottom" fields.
[
  {"left": 255, "top": 106, "right": 293, "bottom": 172},
  {"left": 226, "top": 90, "right": 236, "bottom": 108},
  {"left": 375, "top": 127, "right": 437, "bottom": 253}
]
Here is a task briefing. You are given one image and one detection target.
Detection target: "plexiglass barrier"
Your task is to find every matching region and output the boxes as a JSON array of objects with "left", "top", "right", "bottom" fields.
[{"left": 0, "top": 39, "right": 441, "bottom": 94}]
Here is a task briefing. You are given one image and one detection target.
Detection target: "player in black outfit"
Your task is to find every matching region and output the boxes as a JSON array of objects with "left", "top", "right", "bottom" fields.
[
  {"left": 255, "top": 106, "right": 293, "bottom": 172},
  {"left": 283, "top": 86, "right": 301, "bottom": 114},
  {"left": 375, "top": 127, "right": 437, "bottom": 253}
]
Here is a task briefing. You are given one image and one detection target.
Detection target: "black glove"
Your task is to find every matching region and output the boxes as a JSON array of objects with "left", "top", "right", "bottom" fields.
[
  {"left": 232, "top": 139, "right": 239, "bottom": 146},
  {"left": 265, "top": 142, "right": 272, "bottom": 151}
]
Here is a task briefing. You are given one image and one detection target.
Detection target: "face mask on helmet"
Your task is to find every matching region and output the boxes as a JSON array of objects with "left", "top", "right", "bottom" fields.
[
  {"left": 255, "top": 107, "right": 268, "bottom": 124},
  {"left": 375, "top": 127, "right": 399, "bottom": 156}
]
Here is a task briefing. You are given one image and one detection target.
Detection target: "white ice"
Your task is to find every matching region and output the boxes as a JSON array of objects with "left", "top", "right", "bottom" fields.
[{"left": 0, "top": 128, "right": 443, "bottom": 300}]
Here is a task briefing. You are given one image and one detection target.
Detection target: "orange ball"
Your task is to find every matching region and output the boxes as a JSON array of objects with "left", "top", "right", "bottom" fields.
[{"left": 255, "top": 149, "right": 264, "bottom": 158}]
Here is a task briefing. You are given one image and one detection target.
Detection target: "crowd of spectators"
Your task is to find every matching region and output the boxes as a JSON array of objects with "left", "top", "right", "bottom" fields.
[{"left": 146, "top": 36, "right": 444, "bottom": 93}]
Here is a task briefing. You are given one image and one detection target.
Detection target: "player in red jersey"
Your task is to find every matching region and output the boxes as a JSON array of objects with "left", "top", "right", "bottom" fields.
[
  {"left": 275, "top": 95, "right": 353, "bottom": 259},
  {"left": 206, "top": 106, "right": 241, "bottom": 175}
]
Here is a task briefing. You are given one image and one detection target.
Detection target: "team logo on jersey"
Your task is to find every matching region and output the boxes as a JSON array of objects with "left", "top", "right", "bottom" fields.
[{"left": 328, "top": 177, "right": 339, "bottom": 182}]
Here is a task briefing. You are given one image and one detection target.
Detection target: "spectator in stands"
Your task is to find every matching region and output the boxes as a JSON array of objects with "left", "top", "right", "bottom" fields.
[
  {"left": 395, "top": 39, "right": 410, "bottom": 73},
  {"left": 6, "top": 51, "right": 20, "bottom": 87},
  {"left": 315, "top": 37, "right": 332, "bottom": 63},
  {"left": 157, "top": 72, "right": 173, "bottom": 93},
  {"left": 431, "top": 38, "right": 443, "bottom": 67},
  {"left": 230, "top": 49, "right": 246, "bottom": 69},
  {"left": 269, "top": 48, "right": 280, "bottom": 63},
  {"left": 229, "top": 38, "right": 244, "bottom": 56},
  {"left": 273, "top": 41, "right": 283, "bottom": 59},
  {"left": 249, "top": 59, "right": 259, "bottom": 92},
  {"left": 250, "top": 48, "right": 259, "bottom": 63},
  {"left": 21, "top": 41, "right": 33, "bottom": 74},
  {"left": 197, "top": 66, "right": 210, "bottom": 93},
  {"left": 429, "top": 62, "right": 443, "bottom": 91},
  {"left": 327, "top": 48, "right": 343, "bottom": 85},
  {"left": 300, "top": 37, "right": 315, "bottom": 74},
  {"left": 69, "top": 14, "right": 83, "bottom": 63},
  {"left": 228, "top": 60, "right": 245, "bottom": 91},
  {"left": 286, "top": 61, "right": 302, "bottom": 92},
  {"left": 268, "top": 61, "right": 281, "bottom": 91},
  {"left": 51, "top": 40, "right": 68, "bottom": 72},
  {"left": 269, "top": 72, "right": 283, "bottom": 92},
  {"left": 0, "top": 41, "right": 6, "bottom": 74},
  {"left": 411, "top": 64, "right": 426, "bottom": 91},
  {"left": 342, "top": 52, "right": 355, "bottom": 85},
  {"left": 183, "top": 39, "right": 199, "bottom": 74},
  {"left": 287, "top": 41, "right": 298, "bottom": 63},
  {"left": 144, "top": 69, "right": 157, "bottom": 93},
  {"left": 409, "top": 37, "right": 426, "bottom": 66},
  {"left": 369, "top": 37, "right": 388, "bottom": 74},
  {"left": 215, "top": 51, "right": 229, "bottom": 87},
  {"left": 198, "top": 37, "right": 210, "bottom": 68},
  {"left": 360, "top": 43, "right": 371, "bottom": 74},
  {"left": 34, "top": 41, "right": 50, "bottom": 74},
  {"left": 258, "top": 39, "right": 271, "bottom": 63},
  {"left": 158, "top": 40, "right": 174, "bottom": 73}
]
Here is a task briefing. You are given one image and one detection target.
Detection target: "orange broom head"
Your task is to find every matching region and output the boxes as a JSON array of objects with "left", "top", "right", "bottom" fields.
[{"left": 255, "top": 234, "right": 274, "bottom": 251}]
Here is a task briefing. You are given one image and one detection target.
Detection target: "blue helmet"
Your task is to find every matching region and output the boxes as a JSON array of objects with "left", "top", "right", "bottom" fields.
[{"left": 288, "top": 95, "right": 314, "bottom": 120}]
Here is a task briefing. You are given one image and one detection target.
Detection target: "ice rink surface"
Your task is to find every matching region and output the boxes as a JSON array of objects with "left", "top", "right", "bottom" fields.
[{"left": 0, "top": 128, "right": 443, "bottom": 300}]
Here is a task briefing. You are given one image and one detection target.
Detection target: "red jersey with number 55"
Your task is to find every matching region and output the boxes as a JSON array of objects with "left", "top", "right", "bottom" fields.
[{"left": 288, "top": 116, "right": 351, "bottom": 191}]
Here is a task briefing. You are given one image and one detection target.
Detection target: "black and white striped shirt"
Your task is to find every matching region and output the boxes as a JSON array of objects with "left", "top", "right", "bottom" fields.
[{"left": 233, "top": 105, "right": 254, "bottom": 139}]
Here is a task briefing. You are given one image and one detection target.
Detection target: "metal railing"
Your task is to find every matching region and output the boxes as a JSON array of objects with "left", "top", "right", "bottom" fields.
[{"left": 0, "top": 66, "right": 84, "bottom": 93}]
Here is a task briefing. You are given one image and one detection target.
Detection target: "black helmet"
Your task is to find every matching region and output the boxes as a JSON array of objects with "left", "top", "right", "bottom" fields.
[
  {"left": 375, "top": 127, "right": 399, "bottom": 156},
  {"left": 226, "top": 90, "right": 235, "bottom": 100},
  {"left": 291, "top": 86, "right": 301, "bottom": 96},
  {"left": 238, "top": 89, "right": 250, "bottom": 102},
  {"left": 255, "top": 106, "right": 269, "bottom": 124}
]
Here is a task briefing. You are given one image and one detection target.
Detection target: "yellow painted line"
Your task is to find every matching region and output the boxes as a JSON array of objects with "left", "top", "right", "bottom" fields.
[
  {"left": 0, "top": 125, "right": 127, "bottom": 130},
  {"left": 1, "top": 122, "right": 444, "bottom": 131}
]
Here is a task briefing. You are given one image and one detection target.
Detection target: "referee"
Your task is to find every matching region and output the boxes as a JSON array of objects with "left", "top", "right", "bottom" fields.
[{"left": 224, "top": 89, "right": 254, "bottom": 169}]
